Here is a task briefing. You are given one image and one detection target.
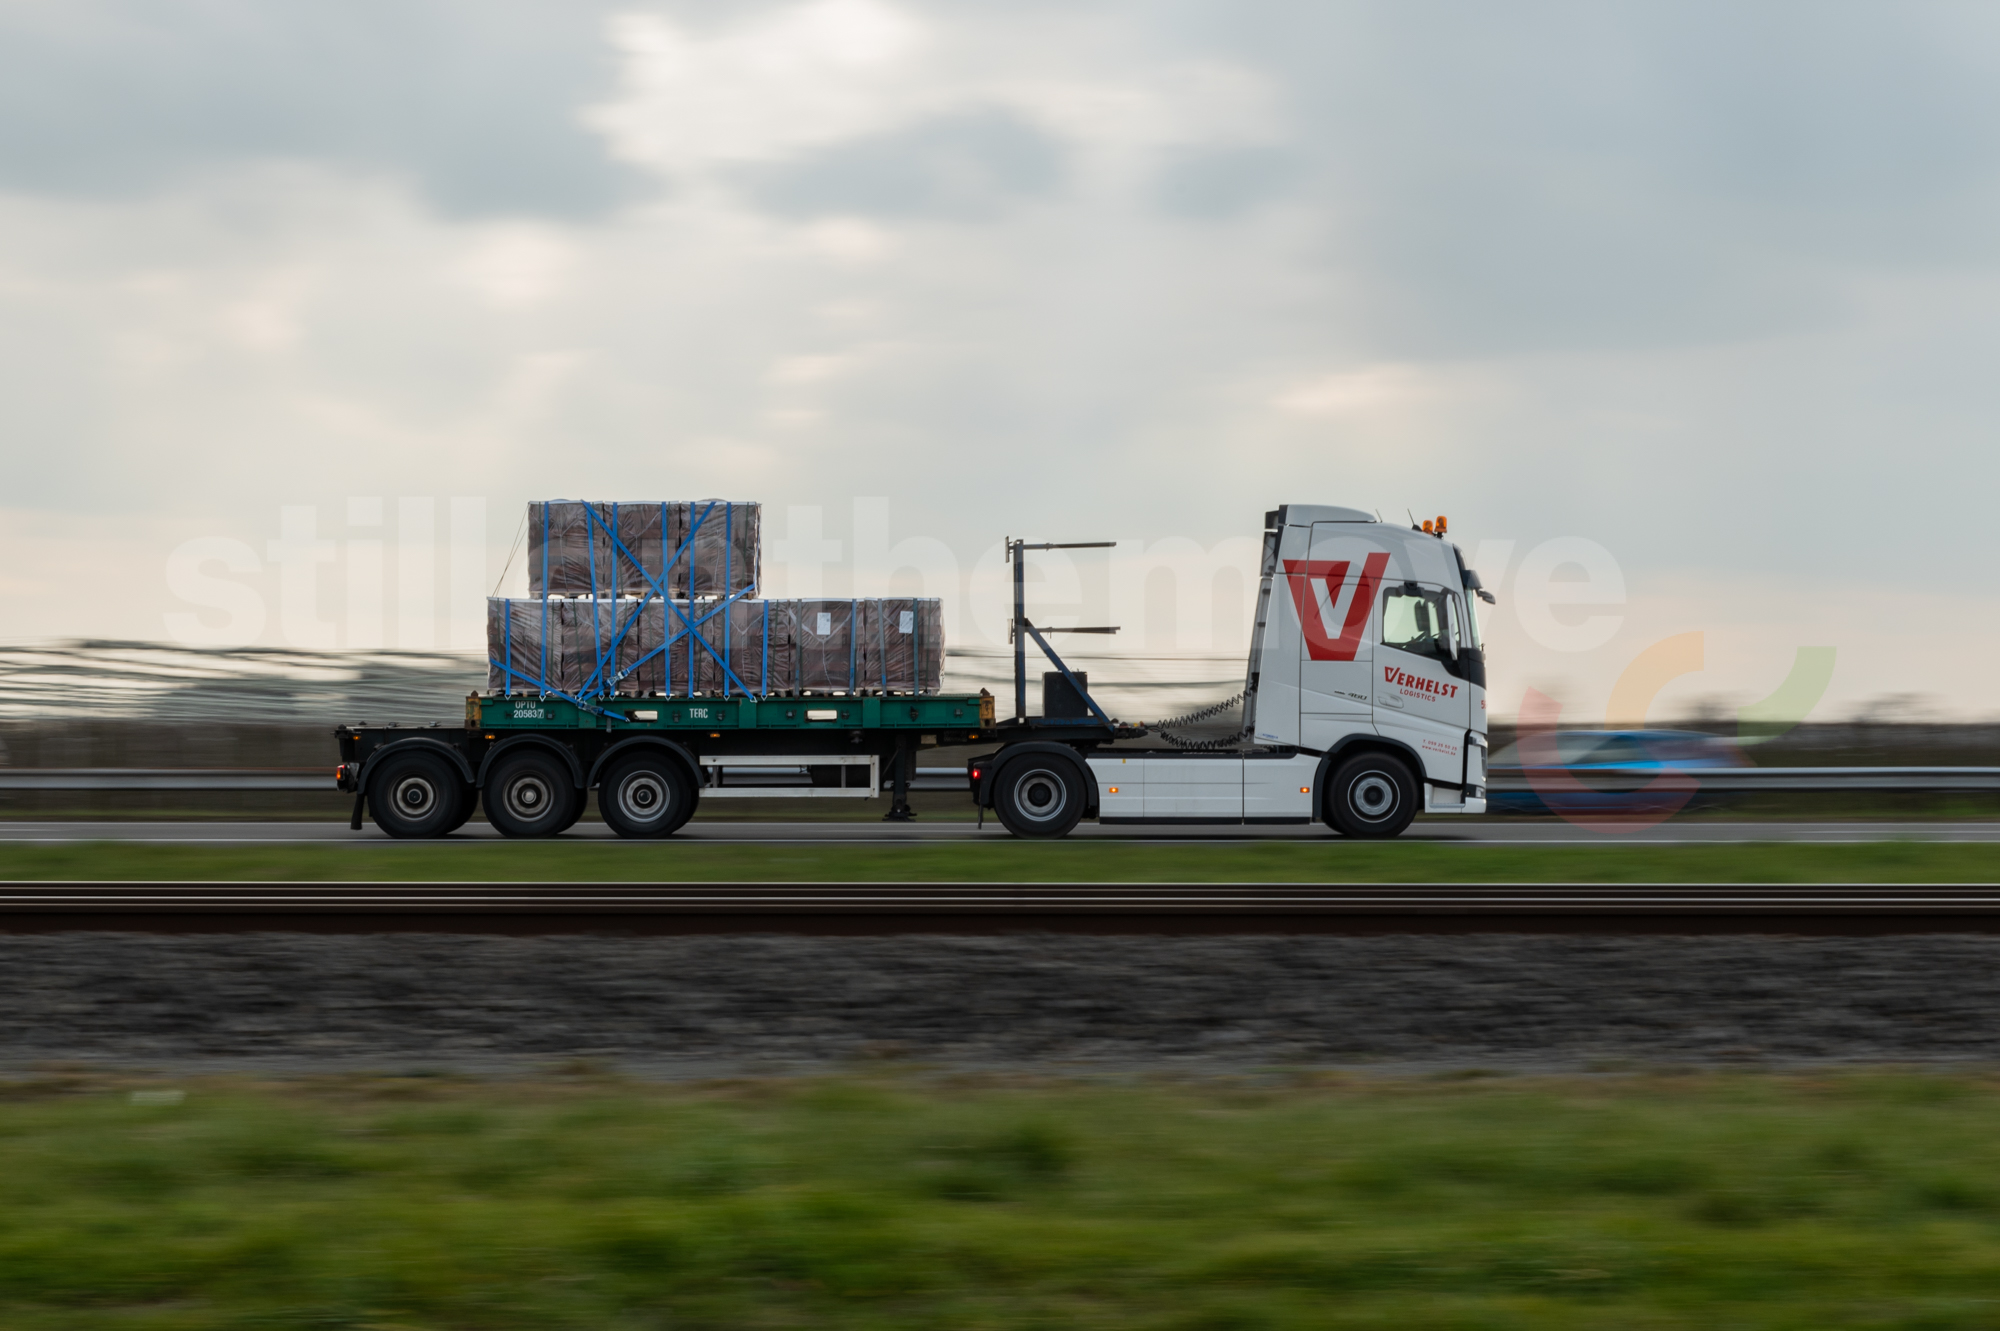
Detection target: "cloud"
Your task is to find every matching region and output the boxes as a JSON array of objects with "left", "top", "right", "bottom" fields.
[
  {"left": 3, "top": 1, "right": 2000, "bottom": 720},
  {"left": 1273, "top": 365, "right": 1428, "bottom": 417},
  {"left": 1153, "top": 146, "right": 1295, "bottom": 219},
  {"left": 587, "top": 1, "right": 926, "bottom": 174},
  {"left": 744, "top": 109, "right": 1063, "bottom": 220},
  {"left": 586, "top": 0, "right": 1279, "bottom": 208},
  {"left": 0, "top": 0, "right": 642, "bottom": 218}
]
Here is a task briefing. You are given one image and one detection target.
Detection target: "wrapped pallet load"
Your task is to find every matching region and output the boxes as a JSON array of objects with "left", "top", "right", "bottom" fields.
[
  {"left": 675, "top": 501, "right": 762, "bottom": 599},
  {"left": 528, "top": 501, "right": 757, "bottom": 599},
  {"left": 773, "top": 600, "right": 856, "bottom": 694},
  {"left": 610, "top": 599, "right": 666, "bottom": 696},
  {"left": 524, "top": 502, "right": 661, "bottom": 599},
  {"left": 686, "top": 598, "right": 781, "bottom": 696},
  {"left": 857, "top": 598, "right": 944, "bottom": 694},
  {"left": 486, "top": 597, "right": 548, "bottom": 695},
  {"left": 488, "top": 598, "right": 634, "bottom": 697}
]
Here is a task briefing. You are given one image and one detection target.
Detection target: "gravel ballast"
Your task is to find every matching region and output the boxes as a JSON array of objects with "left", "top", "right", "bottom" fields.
[{"left": 4, "top": 933, "right": 1998, "bottom": 1073}]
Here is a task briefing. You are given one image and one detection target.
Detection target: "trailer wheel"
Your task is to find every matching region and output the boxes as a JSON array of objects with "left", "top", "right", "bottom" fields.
[
  {"left": 599, "top": 752, "right": 695, "bottom": 839},
  {"left": 993, "top": 756, "right": 1085, "bottom": 839},
  {"left": 1324, "top": 752, "right": 1418, "bottom": 839},
  {"left": 553, "top": 797, "right": 585, "bottom": 834},
  {"left": 367, "top": 751, "right": 460, "bottom": 839},
  {"left": 443, "top": 782, "right": 478, "bottom": 834},
  {"left": 484, "top": 750, "right": 576, "bottom": 838}
]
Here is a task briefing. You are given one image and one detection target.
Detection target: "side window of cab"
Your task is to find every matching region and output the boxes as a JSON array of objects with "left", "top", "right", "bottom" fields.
[
  {"left": 1383, "top": 582, "right": 1472, "bottom": 677},
  {"left": 1381, "top": 583, "right": 1451, "bottom": 660}
]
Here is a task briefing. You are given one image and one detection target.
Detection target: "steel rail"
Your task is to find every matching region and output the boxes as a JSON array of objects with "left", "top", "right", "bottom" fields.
[{"left": 5, "top": 881, "right": 2000, "bottom": 936}]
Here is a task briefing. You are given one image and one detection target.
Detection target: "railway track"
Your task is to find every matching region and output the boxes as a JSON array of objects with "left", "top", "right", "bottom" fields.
[{"left": 5, "top": 881, "right": 2000, "bottom": 934}]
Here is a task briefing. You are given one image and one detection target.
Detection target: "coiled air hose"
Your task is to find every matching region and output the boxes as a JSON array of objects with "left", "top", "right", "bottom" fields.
[{"left": 1150, "top": 690, "right": 1248, "bottom": 751}]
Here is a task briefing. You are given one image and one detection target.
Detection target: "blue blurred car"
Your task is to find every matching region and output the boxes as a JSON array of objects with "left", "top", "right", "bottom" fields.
[{"left": 1485, "top": 729, "right": 1750, "bottom": 816}]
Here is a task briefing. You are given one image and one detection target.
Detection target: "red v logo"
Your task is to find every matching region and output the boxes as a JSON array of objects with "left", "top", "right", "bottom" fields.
[{"left": 1282, "top": 552, "right": 1388, "bottom": 661}]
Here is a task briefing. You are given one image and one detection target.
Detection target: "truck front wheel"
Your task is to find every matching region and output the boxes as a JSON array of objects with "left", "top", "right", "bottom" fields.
[
  {"left": 993, "top": 756, "right": 1085, "bottom": 839},
  {"left": 367, "top": 751, "right": 460, "bottom": 839},
  {"left": 484, "top": 750, "right": 578, "bottom": 838},
  {"left": 599, "top": 753, "right": 695, "bottom": 839},
  {"left": 1324, "top": 752, "right": 1418, "bottom": 839}
]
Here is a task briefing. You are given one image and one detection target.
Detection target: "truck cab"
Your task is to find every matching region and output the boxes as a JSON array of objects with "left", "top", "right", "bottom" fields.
[
  {"left": 1242, "top": 504, "right": 1488, "bottom": 820},
  {"left": 974, "top": 503, "right": 1490, "bottom": 839}
]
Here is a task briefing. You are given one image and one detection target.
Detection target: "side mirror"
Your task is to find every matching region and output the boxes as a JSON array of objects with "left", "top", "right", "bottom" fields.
[{"left": 1477, "top": 589, "right": 1496, "bottom": 604}]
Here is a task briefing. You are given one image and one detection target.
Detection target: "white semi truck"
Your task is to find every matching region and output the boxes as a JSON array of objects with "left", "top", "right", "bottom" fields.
[
  {"left": 339, "top": 501, "right": 1489, "bottom": 841},
  {"left": 971, "top": 504, "right": 1492, "bottom": 839}
]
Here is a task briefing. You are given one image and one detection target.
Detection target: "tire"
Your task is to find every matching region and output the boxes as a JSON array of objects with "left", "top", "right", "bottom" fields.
[
  {"left": 992, "top": 754, "right": 1086, "bottom": 839},
  {"left": 443, "top": 782, "right": 477, "bottom": 834},
  {"left": 552, "top": 791, "right": 585, "bottom": 834},
  {"left": 598, "top": 751, "right": 696, "bottom": 839},
  {"left": 366, "top": 750, "right": 460, "bottom": 839},
  {"left": 1324, "top": 752, "right": 1418, "bottom": 839},
  {"left": 483, "top": 749, "right": 577, "bottom": 839}
]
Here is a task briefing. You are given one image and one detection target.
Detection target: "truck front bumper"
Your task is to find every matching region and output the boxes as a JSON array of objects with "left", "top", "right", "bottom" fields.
[{"left": 1425, "top": 783, "right": 1486, "bottom": 815}]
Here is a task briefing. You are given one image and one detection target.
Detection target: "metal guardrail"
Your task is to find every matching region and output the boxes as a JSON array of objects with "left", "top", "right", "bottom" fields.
[
  {"left": 1, "top": 766, "right": 1996, "bottom": 794},
  {"left": 1487, "top": 767, "right": 2000, "bottom": 793},
  {"left": 0, "top": 767, "right": 975, "bottom": 793}
]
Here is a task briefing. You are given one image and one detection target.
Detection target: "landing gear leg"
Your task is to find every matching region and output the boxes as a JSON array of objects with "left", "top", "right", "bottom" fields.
[{"left": 883, "top": 736, "right": 917, "bottom": 822}]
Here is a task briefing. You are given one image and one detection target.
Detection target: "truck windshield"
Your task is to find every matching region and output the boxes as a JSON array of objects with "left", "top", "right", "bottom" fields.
[{"left": 1458, "top": 591, "right": 1482, "bottom": 651}]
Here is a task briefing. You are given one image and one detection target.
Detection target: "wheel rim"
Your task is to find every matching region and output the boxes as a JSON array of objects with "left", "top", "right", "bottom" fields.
[
  {"left": 615, "top": 771, "right": 672, "bottom": 826},
  {"left": 1349, "top": 772, "right": 1399, "bottom": 822},
  {"left": 392, "top": 774, "right": 438, "bottom": 818},
  {"left": 1012, "top": 768, "right": 1069, "bottom": 823},
  {"left": 504, "top": 772, "right": 559, "bottom": 824}
]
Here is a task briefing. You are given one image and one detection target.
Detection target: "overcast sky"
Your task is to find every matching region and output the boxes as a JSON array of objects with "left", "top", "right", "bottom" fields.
[{"left": 1, "top": 0, "right": 1997, "bottom": 722}]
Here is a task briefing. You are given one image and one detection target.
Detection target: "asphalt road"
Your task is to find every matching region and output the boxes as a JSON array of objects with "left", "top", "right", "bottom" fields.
[{"left": 0, "top": 819, "right": 1996, "bottom": 845}]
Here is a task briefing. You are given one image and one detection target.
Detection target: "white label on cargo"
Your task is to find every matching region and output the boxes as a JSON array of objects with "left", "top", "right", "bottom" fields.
[
  {"left": 815, "top": 612, "right": 831, "bottom": 635},
  {"left": 899, "top": 611, "right": 914, "bottom": 633}
]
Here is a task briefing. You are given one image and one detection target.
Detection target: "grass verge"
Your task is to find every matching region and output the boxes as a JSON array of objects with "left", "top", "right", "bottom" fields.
[
  {"left": 7, "top": 1069, "right": 2000, "bottom": 1328},
  {"left": 0, "top": 839, "right": 1996, "bottom": 882}
]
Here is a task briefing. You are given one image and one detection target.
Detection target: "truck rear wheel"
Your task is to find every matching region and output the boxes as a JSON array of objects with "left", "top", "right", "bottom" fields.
[
  {"left": 484, "top": 750, "right": 577, "bottom": 838},
  {"left": 993, "top": 755, "right": 1085, "bottom": 839},
  {"left": 1324, "top": 752, "right": 1418, "bottom": 839},
  {"left": 599, "top": 752, "right": 695, "bottom": 839},
  {"left": 367, "top": 751, "right": 460, "bottom": 839}
]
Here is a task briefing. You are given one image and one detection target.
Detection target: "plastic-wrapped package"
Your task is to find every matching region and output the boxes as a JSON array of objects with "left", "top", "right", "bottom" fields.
[
  {"left": 486, "top": 598, "right": 548, "bottom": 695},
  {"left": 685, "top": 599, "right": 781, "bottom": 696},
  {"left": 487, "top": 598, "right": 647, "bottom": 697},
  {"left": 672, "top": 501, "right": 761, "bottom": 599},
  {"left": 488, "top": 594, "right": 940, "bottom": 698},
  {"left": 767, "top": 600, "right": 856, "bottom": 694},
  {"left": 527, "top": 501, "right": 756, "bottom": 599},
  {"left": 610, "top": 600, "right": 666, "bottom": 696},
  {"left": 525, "top": 503, "right": 646, "bottom": 599},
  {"left": 857, "top": 598, "right": 943, "bottom": 694}
]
